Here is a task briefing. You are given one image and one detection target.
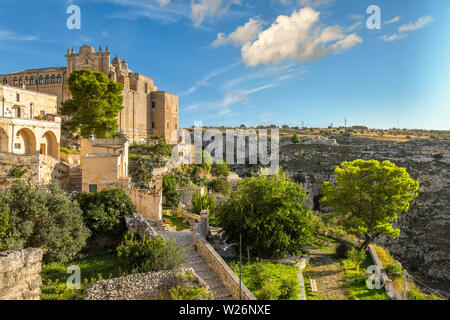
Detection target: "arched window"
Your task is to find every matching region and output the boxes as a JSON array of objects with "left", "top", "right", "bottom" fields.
[
  {"left": 57, "top": 74, "right": 62, "bottom": 83},
  {"left": 39, "top": 76, "right": 44, "bottom": 84},
  {"left": 51, "top": 75, "right": 55, "bottom": 83},
  {"left": 30, "top": 76, "right": 34, "bottom": 85},
  {"left": 24, "top": 77, "right": 28, "bottom": 84},
  {"left": 3, "top": 79, "right": 7, "bottom": 85},
  {"left": 18, "top": 78, "right": 23, "bottom": 86},
  {"left": 13, "top": 78, "right": 17, "bottom": 86},
  {"left": 45, "top": 75, "right": 50, "bottom": 84}
]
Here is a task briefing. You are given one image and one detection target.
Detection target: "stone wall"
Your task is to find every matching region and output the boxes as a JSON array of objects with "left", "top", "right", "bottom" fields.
[
  {"left": 193, "top": 215, "right": 256, "bottom": 300},
  {"left": 84, "top": 267, "right": 201, "bottom": 300},
  {"left": 0, "top": 152, "right": 40, "bottom": 183},
  {"left": 125, "top": 187, "right": 162, "bottom": 222},
  {"left": 179, "top": 187, "right": 206, "bottom": 211},
  {"left": 0, "top": 248, "right": 43, "bottom": 300},
  {"left": 125, "top": 213, "right": 159, "bottom": 239}
]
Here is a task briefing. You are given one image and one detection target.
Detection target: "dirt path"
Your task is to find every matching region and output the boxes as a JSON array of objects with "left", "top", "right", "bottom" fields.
[{"left": 303, "top": 244, "right": 348, "bottom": 300}]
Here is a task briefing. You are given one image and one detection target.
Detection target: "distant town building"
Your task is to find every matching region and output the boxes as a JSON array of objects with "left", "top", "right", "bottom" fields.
[{"left": 0, "top": 45, "right": 179, "bottom": 143}]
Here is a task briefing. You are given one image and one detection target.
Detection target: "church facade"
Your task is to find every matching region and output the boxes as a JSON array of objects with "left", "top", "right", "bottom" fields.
[{"left": 0, "top": 45, "right": 179, "bottom": 143}]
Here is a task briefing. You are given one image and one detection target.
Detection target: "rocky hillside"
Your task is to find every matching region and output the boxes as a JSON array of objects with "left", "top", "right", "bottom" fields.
[{"left": 230, "top": 137, "right": 450, "bottom": 297}]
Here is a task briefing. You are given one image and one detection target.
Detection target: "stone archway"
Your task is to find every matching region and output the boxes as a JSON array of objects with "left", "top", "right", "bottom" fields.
[
  {"left": 0, "top": 127, "right": 8, "bottom": 152},
  {"left": 15, "top": 128, "right": 36, "bottom": 155},
  {"left": 41, "top": 131, "right": 59, "bottom": 159}
]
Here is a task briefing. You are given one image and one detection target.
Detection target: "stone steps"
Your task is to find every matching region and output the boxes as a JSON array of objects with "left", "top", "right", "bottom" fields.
[
  {"left": 162, "top": 231, "right": 233, "bottom": 300},
  {"left": 68, "top": 165, "right": 82, "bottom": 193}
]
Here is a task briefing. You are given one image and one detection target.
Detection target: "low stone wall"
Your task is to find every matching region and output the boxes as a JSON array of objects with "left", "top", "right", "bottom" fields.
[
  {"left": 0, "top": 248, "right": 43, "bottom": 300},
  {"left": 125, "top": 213, "right": 159, "bottom": 239},
  {"left": 193, "top": 216, "right": 256, "bottom": 300},
  {"left": 84, "top": 267, "right": 201, "bottom": 300},
  {"left": 124, "top": 188, "right": 162, "bottom": 222},
  {"left": 368, "top": 245, "right": 403, "bottom": 300},
  {"left": 60, "top": 152, "right": 80, "bottom": 165},
  {"left": 0, "top": 152, "right": 40, "bottom": 184}
]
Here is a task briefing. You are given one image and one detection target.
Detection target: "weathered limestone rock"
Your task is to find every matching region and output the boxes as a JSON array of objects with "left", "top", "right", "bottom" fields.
[{"left": 125, "top": 213, "right": 159, "bottom": 239}]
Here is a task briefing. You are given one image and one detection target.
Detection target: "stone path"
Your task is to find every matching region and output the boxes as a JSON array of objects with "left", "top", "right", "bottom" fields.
[
  {"left": 162, "top": 230, "right": 233, "bottom": 300},
  {"left": 302, "top": 244, "right": 348, "bottom": 300}
]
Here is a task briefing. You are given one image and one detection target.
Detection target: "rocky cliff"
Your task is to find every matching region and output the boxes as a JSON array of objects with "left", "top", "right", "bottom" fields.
[{"left": 230, "top": 137, "right": 450, "bottom": 297}]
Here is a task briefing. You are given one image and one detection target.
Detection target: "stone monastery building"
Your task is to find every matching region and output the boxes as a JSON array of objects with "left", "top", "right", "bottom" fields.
[{"left": 0, "top": 45, "right": 179, "bottom": 143}]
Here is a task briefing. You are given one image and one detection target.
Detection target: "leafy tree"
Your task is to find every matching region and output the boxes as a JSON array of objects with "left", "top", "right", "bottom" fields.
[
  {"left": 0, "top": 181, "right": 90, "bottom": 262},
  {"left": 346, "top": 247, "right": 366, "bottom": 273},
  {"left": 192, "top": 189, "right": 215, "bottom": 214},
  {"left": 76, "top": 188, "right": 136, "bottom": 239},
  {"left": 129, "top": 155, "right": 154, "bottom": 189},
  {"left": 215, "top": 170, "right": 315, "bottom": 258},
  {"left": 291, "top": 134, "right": 300, "bottom": 144},
  {"left": 163, "top": 174, "right": 180, "bottom": 208},
  {"left": 60, "top": 69, "right": 124, "bottom": 138},
  {"left": 320, "top": 160, "right": 419, "bottom": 249}
]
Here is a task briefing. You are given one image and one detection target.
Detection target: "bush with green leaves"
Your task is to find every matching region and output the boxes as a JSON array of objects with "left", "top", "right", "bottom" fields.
[
  {"left": 116, "top": 233, "right": 184, "bottom": 273},
  {"left": 163, "top": 174, "right": 180, "bottom": 208},
  {"left": 215, "top": 170, "right": 315, "bottom": 258},
  {"left": 258, "top": 282, "right": 280, "bottom": 300},
  {"left": 129, "top": 155, "right": 154, "bottom": 189},
  {"left": 0, "top": 211, "right": 9, "bottom": 249},
  {"left": 208, "top": 178, "right": 231, "bottom": 195},
  {"left": 76, "top": 188, "right": 136, "bottom": 239},
  {"left": 10, "top": 165, "right": 27, "bottom": 178},
  {"left": 0, "top": 180, "right": 90, "bottom": 262},
  {"left": 192, "top": 189, "right": 215, "bottom": 214},
  {"left": 279, "top": 278, "right": 298, "bottom": 300},
  {"left": 291, "top": 134, "right": 300, "bottom": 144},
  {"left": 346, "top": 247, "right": 367, "bottom": 273},
  {"left": 169, "top": 285, "right": 214, "bottom": 300},
  {"left": 211, "top": 162, "right": 230, "bottom": 177},
  {"left": 248, "top": 262, "right": 269, "bottom": 290},
  {"left": 385, "top": 262, "right": 403, "bottom": 279}
]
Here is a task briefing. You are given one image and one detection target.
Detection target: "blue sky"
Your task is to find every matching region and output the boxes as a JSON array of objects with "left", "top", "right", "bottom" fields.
[{"left": 0, "top": 0, "right": 448, "bottom": 130}]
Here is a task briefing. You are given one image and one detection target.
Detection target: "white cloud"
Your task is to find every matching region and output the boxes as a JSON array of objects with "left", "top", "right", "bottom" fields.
[
  {"left": 385, "top": 16, "right": 400, "bottom": 24},
  {"left": 156, "top": 0, "right": 171, "bottom": 6},
  {"left": 241, "top": 7, "right": 362, "bottom": 67},
  {"left": 347, "top": 21, "right": 362, "bottom": 32},
  {"left": 348, "top": 14, "right": 364, "bottom": 21},
  {"left": 380, "top": 33, "right": 407, "bottom": 42},
  {"left": 0, "top": 29, "right": 39, "bottom": 41},
  {"left": 211, "top": 18, "right": 264, "bottom": 47},
  {"left": 398, "top": 15, "right": 434, "bottom": 32},
  {"left": 298, "top": 0, "right": 333, "bottom": 8},
  {"left": 190, "top": 0, "right": 242, "bottom": 27}
]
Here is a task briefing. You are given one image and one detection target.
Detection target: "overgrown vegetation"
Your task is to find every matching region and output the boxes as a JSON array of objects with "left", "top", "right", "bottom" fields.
[
  {"left": 192, "top": 189, "right": 215, "bottom": 214},
  {"left": 163, "top": 173, "right": 181, "bottom": 208}
]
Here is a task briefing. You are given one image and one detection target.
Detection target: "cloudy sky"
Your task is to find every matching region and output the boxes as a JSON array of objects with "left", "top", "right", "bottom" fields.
[{"left": 0, "top": 0, "right": 448, "bottom": 129}]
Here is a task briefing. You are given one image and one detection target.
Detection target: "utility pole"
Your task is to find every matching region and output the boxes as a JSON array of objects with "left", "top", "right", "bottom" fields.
[{"left": 344, "top": 117, "right": 347, "bottom": 128}]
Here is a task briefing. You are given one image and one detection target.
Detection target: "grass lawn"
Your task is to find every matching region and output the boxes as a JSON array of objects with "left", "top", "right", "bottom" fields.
[
  {"left": 163, "top": 212, "right": 192, "bottom": 231},
  {"left": 40, "top": 251, "right": 125, "bottom": 300},
  {"left": 341, "top": 254, "right": 389, "bottom": 300},
  {"left": 225, "top": 258, "right": 299, "bottom": 300}
]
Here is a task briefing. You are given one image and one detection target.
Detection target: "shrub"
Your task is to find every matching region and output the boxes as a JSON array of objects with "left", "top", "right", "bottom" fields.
[
  {"left": 0, "top": 211, "right": 9, "bottom": 250},
  {"left": 346, "top": 248, "right": 366, "bottom": 273},
  {"left": 169, "top": 285, "right": 214, "bottom": 300},
  {"left": 116, "top": 233, "right": 185, "bottom": 273},
  {"left": 279, "top": 278, "right": 298, "bottom": 300},
  {"left": 248, "top": 262, "right": 269, "bottom": 290},
  {"left": 163, "top": 174, "right": 180, "bottom": 208},
  {"left": 291, "top": 134, "right": 300, "bottom": 144},
  {"left": 129, "top": 155, "right": 155, "bottom": 189},
  {"left": 0, "top": 180, "right": 90, "bottom": 262},
  {"left": 211, "top": 162, "right": 230, "bottom": 177},
  {"left": 208, "top": 178, "right": 231, "bottom": 195},
  {"left": 335, "top": 242, "right": 353, "bottom": 259},
  {"left": 10, "top": 165, "right": 27, "bottom": 178},
  {"left": 408, "top": 289, "right": 444, "bottom": 300},
  {"left": 385, "top": 262, "right": 403, "bottom": 279},
  {"left": 76, "top": 189, "right": 136, "bottom": 239},
  {"left": 258, "top": 282, "right": 280, "bottom": 300},
  {"left": 192, "top": 189, "right": 215, "bottom": 214}
]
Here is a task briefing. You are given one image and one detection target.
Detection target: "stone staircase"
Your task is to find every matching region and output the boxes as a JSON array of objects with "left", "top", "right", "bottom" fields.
[
  {"left": 68, "top": 165, "right": 82, "bottom": 193},
  {"left": 162, "top": 230, "right": 233, "bottom": 300}
]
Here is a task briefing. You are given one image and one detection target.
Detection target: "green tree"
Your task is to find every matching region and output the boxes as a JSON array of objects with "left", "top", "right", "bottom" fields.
[
  {"left": 192, "top": 189, "right": 215, "bottom": 214},
  {"left": 163, "top": 174, "right": 180, "bottom": 208},
  {"left": 291, "top": 134, "right": 300, "bottom": 144},
  {"left": 207, "top": 178, "right": 231, "bottom": 195},
  {"left": 346, "top": 247, "right": 366, "bottom": 273},
  {"left": 76, "top": 188, "right": 136, "bottom": 239},
  {"left": 216, "top": 170, "right": 315, "bottom": 258},
  {"left": 129, "top": 155, "right": 154, "bottom": 189},
  {"left": 0, "top": 181, "right": 90, "bottom": 262},
  {"left": 320, "top": 160, "right": 419, "bottom": 249},
  {"left": 211, "top": 162, "right": 230, "bottom": 177},
  {"left": 60, "top": 69, "right": 124, "bottom": 138}
]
